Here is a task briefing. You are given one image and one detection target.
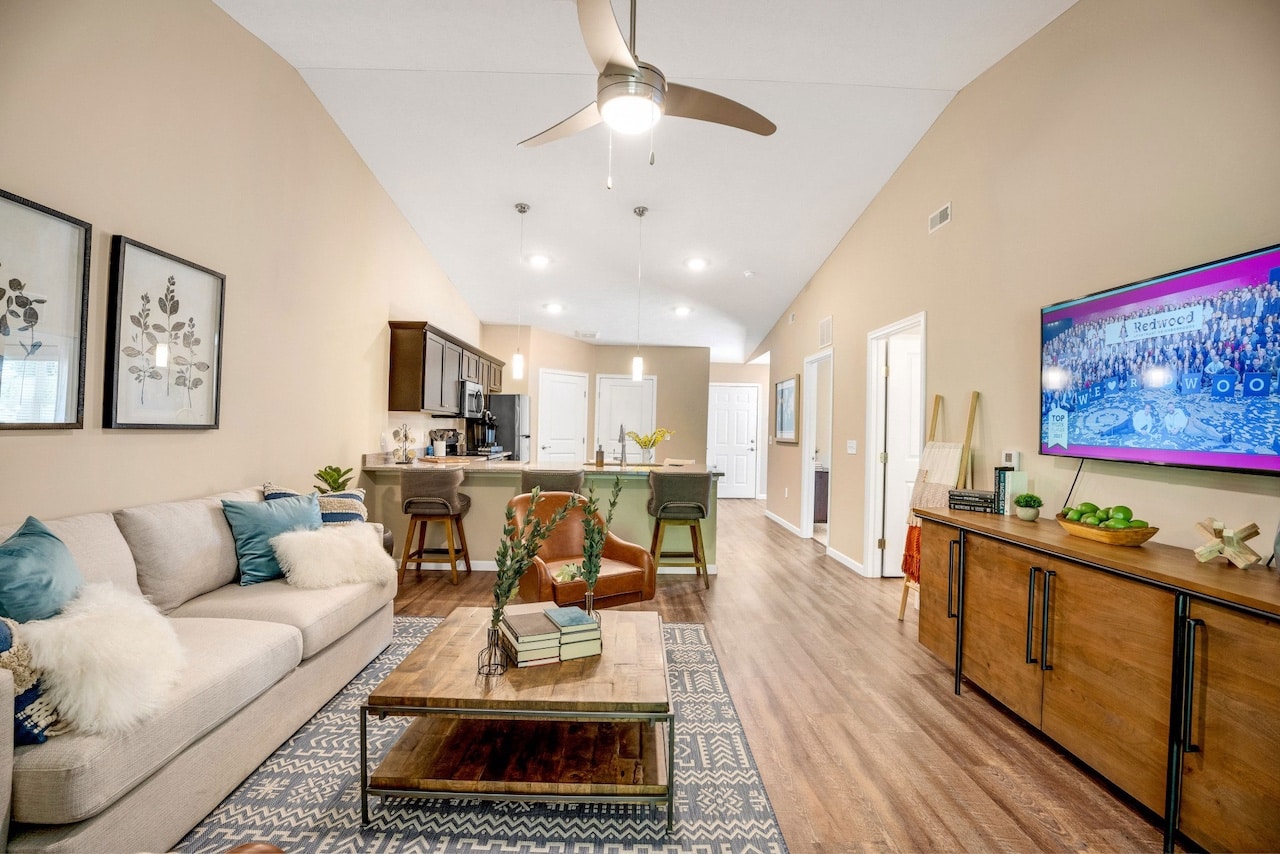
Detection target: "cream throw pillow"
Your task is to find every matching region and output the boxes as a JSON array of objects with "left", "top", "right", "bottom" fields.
[{"left": 270, "top": 524, "right": 396, "bottom": 589}]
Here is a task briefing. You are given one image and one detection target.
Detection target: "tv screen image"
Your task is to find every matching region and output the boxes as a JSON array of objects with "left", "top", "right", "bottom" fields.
[{"left": 1040, "top": 242, "right": 1280, "bottom": 477}]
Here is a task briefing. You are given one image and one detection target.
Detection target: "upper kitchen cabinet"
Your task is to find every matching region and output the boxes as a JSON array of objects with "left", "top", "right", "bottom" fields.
[{"left": 387, "top": 321, "right": 504, "bottom": 414}]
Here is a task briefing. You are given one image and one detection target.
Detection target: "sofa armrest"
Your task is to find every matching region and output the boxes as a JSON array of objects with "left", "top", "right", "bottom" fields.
[{"left": 0, "top": 667, "right": 13, "bottom": 845}]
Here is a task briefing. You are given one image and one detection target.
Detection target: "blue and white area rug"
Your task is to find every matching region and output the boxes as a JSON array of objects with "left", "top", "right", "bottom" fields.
[{"left": 178, "top": 617, "right": 788, "bottom": 853}]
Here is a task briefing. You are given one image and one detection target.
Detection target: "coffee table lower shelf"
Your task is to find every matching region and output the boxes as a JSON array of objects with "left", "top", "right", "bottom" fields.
[{"left": 362, "top": 709, "right": 674, "bottom": 830}]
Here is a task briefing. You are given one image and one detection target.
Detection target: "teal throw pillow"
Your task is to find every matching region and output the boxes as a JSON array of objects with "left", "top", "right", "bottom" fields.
[
  {"left": 222, "top": 494, "right": 323, "bottom": 586},
  {"left": 0, "top": 518, "right": 84, "bottom": 622}
]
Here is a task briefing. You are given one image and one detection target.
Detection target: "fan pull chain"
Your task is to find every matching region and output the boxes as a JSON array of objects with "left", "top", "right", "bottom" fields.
[
  {"left": 649, "top": 125, "right": 655, "bottom": 166},
  {"left": 606, "top": 130, "right": 614, "bottom": 190}
]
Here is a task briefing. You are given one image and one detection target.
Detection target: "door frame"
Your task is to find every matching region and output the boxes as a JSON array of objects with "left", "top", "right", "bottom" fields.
[
  {"left": 862, "top": 312, "right": 927, "bottom": 577},
  {"left": 800, "top": 348, "right": 833, "bottom": 540},
  {"left": 707, "top": 382, "right": 763, "bottom": 498}
]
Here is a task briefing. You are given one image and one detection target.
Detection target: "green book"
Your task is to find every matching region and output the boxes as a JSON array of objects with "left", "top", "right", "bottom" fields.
[
  {"left": 560, "top": 637, "right": 603, "bottom": 660},
  {"left": 544, "top": 606, "right": 598, "bottom": 633}
]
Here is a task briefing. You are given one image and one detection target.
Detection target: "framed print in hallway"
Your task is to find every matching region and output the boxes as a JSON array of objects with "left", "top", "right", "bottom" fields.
[
  {"left": 105, "top": 236, "right": 225, "bottom": 429},
  {"left": 0, "top": 188, "right": 92, "bottom": 430},
  {"left": 774, "top": 375, "right": 798, "bottom": 444}
]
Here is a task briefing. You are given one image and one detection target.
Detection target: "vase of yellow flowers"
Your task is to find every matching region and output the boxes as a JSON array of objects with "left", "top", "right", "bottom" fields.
[{"left": 627, "top": 428, "right": 674, "bottom": 465}]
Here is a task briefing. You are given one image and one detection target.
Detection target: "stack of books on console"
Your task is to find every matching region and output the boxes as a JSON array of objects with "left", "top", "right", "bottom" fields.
[
  {"left": 544, "top": 605, "right": 603, "bottom": 661},
  {"left": 499, "top": 611, "right": 562, "bottom": 667},
  {"left": 948, "top": 488, "right": 998, "bottom": 513}
]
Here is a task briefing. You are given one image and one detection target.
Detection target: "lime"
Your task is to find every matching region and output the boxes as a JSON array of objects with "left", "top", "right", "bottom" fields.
[
  {"left": 1100, "top": 507, "right": 1113, "bottom": 520},
  {"left": 1104, "top": 519, "right": 1131, "bottom": 529},
  {"left": 1129, "top": 519, "right": 1149, "bottom": 528},
  {"left": 1077, "top": 501, "right": 1099, "bottom": 514},
  {"left": 1082, "top": 514, "right": 1102, "bottom": 526},
  {"left": 1110, "top": 505, "right": 1133, "bottom": 521},
  {"left": 1065, "top": 509, "right": 1083, "bottom": 522}
]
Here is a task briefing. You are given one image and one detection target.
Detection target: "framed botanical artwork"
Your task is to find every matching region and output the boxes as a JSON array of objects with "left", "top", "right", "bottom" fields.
[
  {"left": 105, "top": 236, "right": 225, "bottom": 429},
  {"left": 775, "top": 375, "right": 799, "bottom": 444},
  {"left": 0, "top": 188, "right": 91, "bottom": 430}
]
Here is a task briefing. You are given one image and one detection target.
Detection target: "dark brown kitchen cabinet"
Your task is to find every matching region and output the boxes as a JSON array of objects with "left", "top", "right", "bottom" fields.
[
  {"left": 388, "top": 322, "right": 503, "bottom": 415},
  {"left": 462, "top": 349, "right": 483, "bottom": 384},
  {"left": 487, "top": 360, "right": 503, "bottom": 393}
]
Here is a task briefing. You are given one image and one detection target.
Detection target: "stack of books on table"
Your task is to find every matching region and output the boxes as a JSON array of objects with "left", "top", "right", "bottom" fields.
[
  {"left": 544, "top": 606, "right": 603, "bottom": 661},
  {"left": 499, "top": 611, "right": 562, "bottom": 668}
]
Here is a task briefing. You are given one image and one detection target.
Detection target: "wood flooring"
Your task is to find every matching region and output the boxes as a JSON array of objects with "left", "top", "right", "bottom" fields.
[{"left": 394, "top": 498, "right": 1170, "bottom": 852}]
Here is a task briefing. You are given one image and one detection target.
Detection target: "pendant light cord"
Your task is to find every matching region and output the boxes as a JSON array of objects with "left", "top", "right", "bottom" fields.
[{"left": 634, "top": 206, "right": 646, "bottom": 356}]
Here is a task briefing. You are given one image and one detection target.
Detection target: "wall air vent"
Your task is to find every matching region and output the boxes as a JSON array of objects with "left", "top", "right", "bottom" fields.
[
  {"left": 574, "top": 330, "right": 599, "bottom": 340},
  {"left": 928, "top": 202, "right": 952, "bottom": 234},
  {"left": 819, "top": 315, "right": 833, "bottom": 348}
]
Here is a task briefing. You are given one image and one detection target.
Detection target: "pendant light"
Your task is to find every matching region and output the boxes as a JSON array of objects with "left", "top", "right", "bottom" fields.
[
  {"left": 512, "top": 203, "right": 528, "bottom": 381},
  {"left": 632, "top": 205, "right": 647, "bottom": 382}
]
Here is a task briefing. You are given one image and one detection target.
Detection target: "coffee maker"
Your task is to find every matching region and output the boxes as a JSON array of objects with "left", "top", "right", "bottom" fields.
[{"left": 466, "top": 408, "right": 498, "bottom": 454}]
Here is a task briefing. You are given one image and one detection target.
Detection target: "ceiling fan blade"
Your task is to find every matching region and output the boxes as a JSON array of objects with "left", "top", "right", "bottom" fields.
[
  {"left": 518, "top": 102, "right": 603, "bottom": 148},
  {"left": 665, "top": 83, "right": 777, "bottom": 136},
  {"left": 577, "top": 0, "right": 638, "bottom": 75}
]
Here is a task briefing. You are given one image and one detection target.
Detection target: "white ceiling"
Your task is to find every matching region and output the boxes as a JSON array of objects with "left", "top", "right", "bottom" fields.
[{"left": 214, "top": 0, "right": 1075, "bottom": 362}]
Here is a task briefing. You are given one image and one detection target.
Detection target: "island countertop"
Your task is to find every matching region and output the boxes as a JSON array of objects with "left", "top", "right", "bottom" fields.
[{"left": 360, "top": 453, "right": 719, "bottom": 575}]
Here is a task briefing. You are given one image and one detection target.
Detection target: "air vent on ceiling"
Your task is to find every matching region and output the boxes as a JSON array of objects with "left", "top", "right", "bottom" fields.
[
  {"left": 818, "top": 316, "right": 833, "bottom": 348},
  {"left": 928, "top": 202, "right": 952, "bottom": 234},
  {"left": 574, "top": 330, "right": 599, "bottom": 340}
]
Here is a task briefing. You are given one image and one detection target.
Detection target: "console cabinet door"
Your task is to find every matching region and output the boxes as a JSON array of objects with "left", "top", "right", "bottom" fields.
[
  {"left": 961, "top": 535, "right": 1044, "bottom": 726},
  {"left": 1039, "top": 558, "right": 1173, "bottom": 813},
  {"left": 918, "top": 520, "right": 958, "bottom": 666},
  {"left": 1179, "top": 602, "right": 1280, "bottom": 852}
]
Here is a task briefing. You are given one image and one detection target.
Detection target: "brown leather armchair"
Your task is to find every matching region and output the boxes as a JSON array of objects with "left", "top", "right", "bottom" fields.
[{"left": 509, "top": 491, "right": 656, "bottom": 609}]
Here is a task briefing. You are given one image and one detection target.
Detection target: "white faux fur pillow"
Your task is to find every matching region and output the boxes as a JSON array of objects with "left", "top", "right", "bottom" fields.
[
  {"left": 270, "top": 524, "right": 396, "bottom": 589},
  {"left": 20, "top": 583, "right": 185, "bottom": 735}
]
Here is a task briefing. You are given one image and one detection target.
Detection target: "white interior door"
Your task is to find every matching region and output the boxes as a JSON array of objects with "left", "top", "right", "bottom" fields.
[
  {"left": 881, "top": 331, "right": 924, "bottom": 577},
  {"left": 537, "top": 369, "right": 588, "bottom": 463},
  {"left": 707, "top": 384, "right": 758, "bottom": 498},
  {"left": 595, "top": 375, "right": 656, "bottom": 459}
]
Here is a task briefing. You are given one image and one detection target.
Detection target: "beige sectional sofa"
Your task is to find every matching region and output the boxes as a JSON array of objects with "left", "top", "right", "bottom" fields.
[{"left": 0, "top": 488, "right": 395, "bottom": 853}]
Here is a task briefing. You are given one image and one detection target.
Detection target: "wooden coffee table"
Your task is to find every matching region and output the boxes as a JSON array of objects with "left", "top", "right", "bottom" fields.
[{"left": 360, "top": 605, "right": 675, "bottom": 831}]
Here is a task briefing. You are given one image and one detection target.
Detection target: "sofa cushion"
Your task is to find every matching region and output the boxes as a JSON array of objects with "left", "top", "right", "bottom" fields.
[
  {"left": 0, "top": 519, "right": 84, "bottom": 623},
  {"left": 168, "top": 577, "right": 393, "bottom": 659},
  {"left": 0, "top": 512, "right": 141, "bottom": 597},
  {"left": 114, "top": 488, "right": 261, "bottom": 613},
  {"left": 221, "top": 493, "right": 322, "bottom": 586},
  {"left": 541, "top": 556, "right": 649, "bottom": 601},
  {"left": 10, "top": 616, "right": 301, "bottom": 825}
]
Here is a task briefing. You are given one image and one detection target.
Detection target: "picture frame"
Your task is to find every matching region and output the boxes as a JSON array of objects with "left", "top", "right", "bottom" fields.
[
  {"left": 775, "top": 375, "right": 799, "bottom": 444},
  {"left": 0, "top": 189, "right": 92, "bottom": 430},
  {"left": 105, "top": 236, "right": 225, "bottom": 429}
]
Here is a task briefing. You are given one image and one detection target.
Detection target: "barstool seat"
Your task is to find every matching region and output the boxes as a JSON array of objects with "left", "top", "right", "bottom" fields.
[
  {"left": 398, "top": 468, "right": 472, "bottom": 585},
  {"left": 646, "top": 471, "right": 712, "bottom": 588}
]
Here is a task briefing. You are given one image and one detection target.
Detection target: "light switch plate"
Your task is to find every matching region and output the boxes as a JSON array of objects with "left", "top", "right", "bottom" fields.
[{"left": 847, "top": 440, "right": 857, "bottom": 454}]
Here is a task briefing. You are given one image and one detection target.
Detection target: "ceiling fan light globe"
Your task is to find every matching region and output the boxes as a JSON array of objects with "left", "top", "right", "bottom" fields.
[{"left": 600, "top": 92, "right": 662, "bottom": 134}]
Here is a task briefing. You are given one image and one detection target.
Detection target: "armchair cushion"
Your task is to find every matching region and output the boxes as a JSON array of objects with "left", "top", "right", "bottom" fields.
[{"left": 509, "top": 492, "right": 656, "bottom": 608}]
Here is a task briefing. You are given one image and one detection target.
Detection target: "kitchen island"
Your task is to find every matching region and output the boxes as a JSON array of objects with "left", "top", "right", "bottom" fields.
[{"left": 361, "top": 455, "right": 719, "bottom": 577}]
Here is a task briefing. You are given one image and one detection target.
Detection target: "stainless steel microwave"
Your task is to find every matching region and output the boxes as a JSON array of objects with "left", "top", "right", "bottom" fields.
[{"left": 462, "top": 381, "right": 485, "bottom": 419}]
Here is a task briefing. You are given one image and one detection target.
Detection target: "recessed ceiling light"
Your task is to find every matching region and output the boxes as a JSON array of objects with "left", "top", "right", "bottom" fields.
[
  {"left": 544, "top": 303, "right": 563, "bottom": 314},
  {"left": 527, "top": 253, "right": 551, "bottom": 269},
  {"left": 674, "top": 305, "right": 691, "bottom": 317},
  {"left": 743, "top": 270, "right": 756, "bottom": 278},
  {"left": 684, "top": 258, "right": 708, "bottom": 272}
]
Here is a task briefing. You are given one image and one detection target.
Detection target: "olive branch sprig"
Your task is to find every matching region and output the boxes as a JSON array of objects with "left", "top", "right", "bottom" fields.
[
  {"left": 557, "top": 476, "right": 623, "bottom": 590},
  {"left": 491, "top": 487, "right": 571, "bottom": 628}
]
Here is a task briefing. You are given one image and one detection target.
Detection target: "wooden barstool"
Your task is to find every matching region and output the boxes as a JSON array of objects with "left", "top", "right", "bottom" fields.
[
  {"left": 646, "top": 471, "right": 712, "bottom": 588},
  {"left": 398, "top": 468, "right": 472, "bottom": 585}
]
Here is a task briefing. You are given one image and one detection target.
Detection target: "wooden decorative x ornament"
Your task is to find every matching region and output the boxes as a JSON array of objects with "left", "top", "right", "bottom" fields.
[{"left": 1193, "top": 518, "right": 1262, "bottom": 568}]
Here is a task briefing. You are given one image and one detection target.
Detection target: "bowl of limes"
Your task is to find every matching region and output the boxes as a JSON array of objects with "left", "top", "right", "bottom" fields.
[{"left": 1056, "top": 503, "right": 1159, "bottom": 546}]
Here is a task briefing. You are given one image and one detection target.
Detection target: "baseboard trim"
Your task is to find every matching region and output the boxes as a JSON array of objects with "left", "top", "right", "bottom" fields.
[
  {"left": 826, "top": 546, "right": 870, "bottom": 577},
  {"left": 764, "top": 510, "right": 803, "bottom": 537}
]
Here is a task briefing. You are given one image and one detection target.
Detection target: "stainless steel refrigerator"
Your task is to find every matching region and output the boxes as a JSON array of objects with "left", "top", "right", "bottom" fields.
[{"left": 488, "top": 394, "right": 530, "bottom": 461}]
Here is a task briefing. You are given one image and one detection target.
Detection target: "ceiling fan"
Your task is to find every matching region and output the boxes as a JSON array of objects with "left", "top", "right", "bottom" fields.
[{"left": 519, "top": 0, "right": 777, "bottom": 147}]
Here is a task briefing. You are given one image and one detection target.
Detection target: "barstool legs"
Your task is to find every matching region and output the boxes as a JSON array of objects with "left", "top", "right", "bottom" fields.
[
  {"left": 650, "top": 518, "right": 709, "bottom": 587},
  {"left": 398, "top": 514, "right": 471, "bottom": 586}
]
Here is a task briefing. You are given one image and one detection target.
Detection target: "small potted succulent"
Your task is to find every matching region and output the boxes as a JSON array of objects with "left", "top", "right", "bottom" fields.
[{"left": 1013, "top": 493, "right": 1044, "bottom": 522}]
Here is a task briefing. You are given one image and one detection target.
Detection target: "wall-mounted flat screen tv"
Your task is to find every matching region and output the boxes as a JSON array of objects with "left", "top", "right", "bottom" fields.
[{"left": 1040, "top": 242, "right": 1280, "bottom": 477}]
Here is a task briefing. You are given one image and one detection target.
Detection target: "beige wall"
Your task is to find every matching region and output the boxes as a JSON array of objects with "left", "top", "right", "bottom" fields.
[
  {"left": 758, "top": 0, "right": 1280, "bottom": 561},
  {"left": 0, "top": 0, "right": 479, "bottom": 521}
]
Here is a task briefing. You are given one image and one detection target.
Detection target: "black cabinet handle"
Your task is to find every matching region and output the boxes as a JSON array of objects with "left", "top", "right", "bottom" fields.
[
  {"left": 946, "top": 539, "right": 960, "bottom": 619},
  {"left": 1183, "top": 617, "right": 1205, "bottom": 753},
  {"left": 1026, "top": 566, "right": 1042, "bottom": 665},
  {"left": 1040, "top": 569, "right": 1056, "bottom": 671}
]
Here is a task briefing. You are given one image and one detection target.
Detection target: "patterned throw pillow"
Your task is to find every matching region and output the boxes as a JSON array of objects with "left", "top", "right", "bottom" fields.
[
  {"left": 263, "top": 483, "right": 368, "bottom": 525},
  {"left": 0, "top": 618, "right": 66, "bottom": 745}
]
